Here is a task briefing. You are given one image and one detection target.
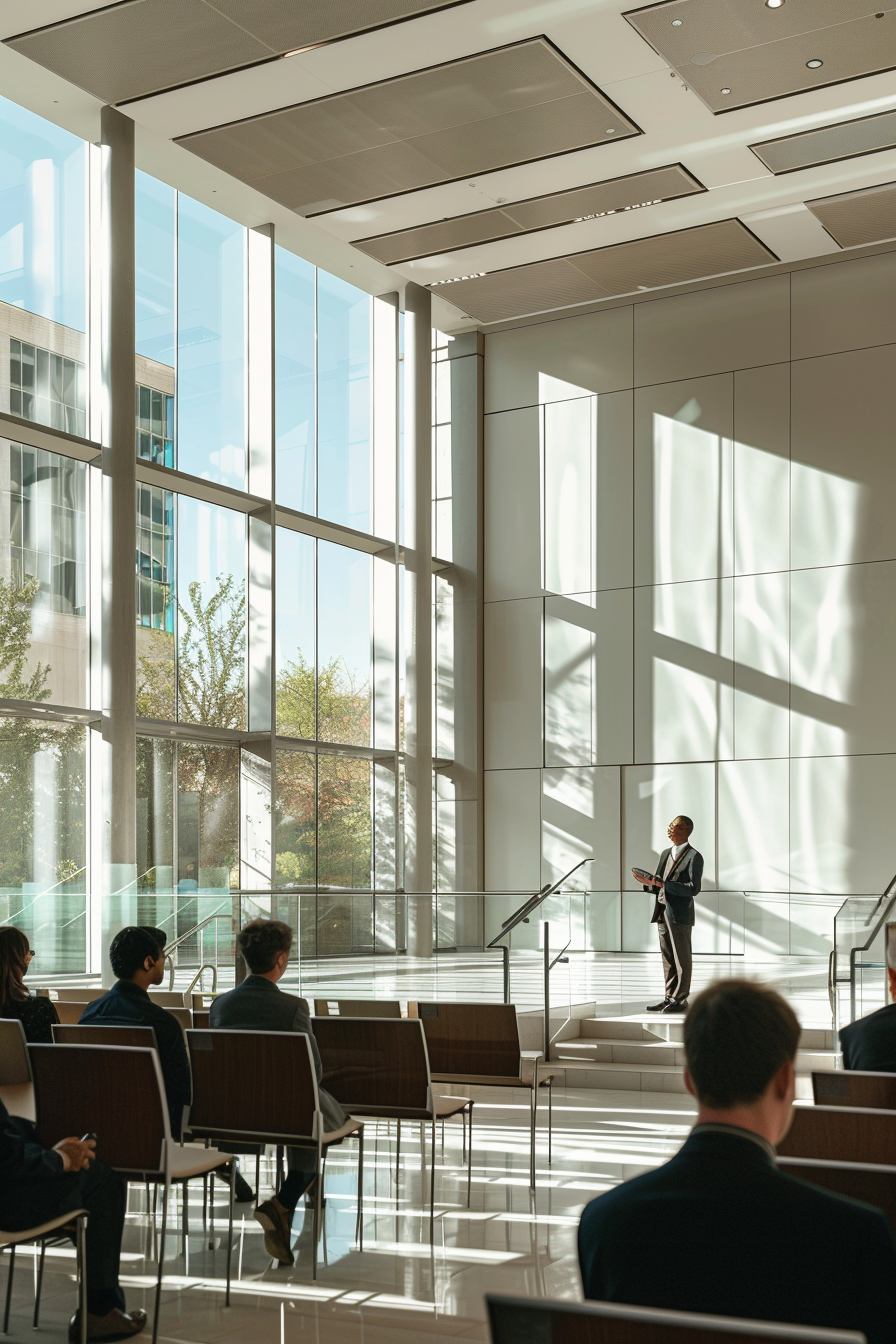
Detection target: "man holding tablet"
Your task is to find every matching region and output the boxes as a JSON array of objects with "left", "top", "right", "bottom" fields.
[{"left": 632, "top": 816, "right": 703, "bottom": 1014}]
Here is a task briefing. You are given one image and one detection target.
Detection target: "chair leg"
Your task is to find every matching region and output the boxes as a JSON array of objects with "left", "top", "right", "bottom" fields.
[
  {"left": 3, "top": 1243, "right": 15, "bottom": 1335},
  {"left": 395, "top": 1119, "right": 401, "bottom": 1192},
  {"left": 225, "top": 1163, "right": 236, "bottom": 1308},
  {"left": 466, "top": 1103, "right": 473, "bottom": 1209},
  {"left": 548, "top": 1081, "right": 553, "bottom": 1166},
  {"left": 312, "top": 1150, "right": 323, "bottom": 1282},
  {"left": 429, "top": 1118, "right": 436, "bottom": 1247},
  {"left": 152, "top": 1185, "right": 169, "bottom": 1344},
  {"left": 33, "top": 1238, "right": 46, "bottom": 1328},
  {"left": 181, "top": 1182, "right": 189, "bottom": 1267},
  {"left": 355, "top": 1130, "right": 364, "bottom": 1253},
  {"left": 255, "top": 1150, "right": 261, "bottom": 1199},
  {"left": 78, "top": 1216, "right": 88, "bottom": 1344},
  {"left": 529, "top": 1085, "right": 537, "bottom": 1192}
]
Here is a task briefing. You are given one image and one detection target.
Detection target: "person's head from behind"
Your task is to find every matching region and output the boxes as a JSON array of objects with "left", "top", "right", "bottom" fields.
[
  {"left": 0, "top": 927, "right": 34, "bottom": 1004},
  {"left": 667, "top": 815, "right": 694, "bottom": 846},
  {"left": 109, "top": 926, "right": 167, "bottom": 988},
  {"left": 237, "top": 919, "right": 292, "bottom": 980},
  {"left": 684, "top": 979, "right": 800, "bottom": 1146},
  {"left": 886, "top": 925, "right": 896, "bottom": 1003}
]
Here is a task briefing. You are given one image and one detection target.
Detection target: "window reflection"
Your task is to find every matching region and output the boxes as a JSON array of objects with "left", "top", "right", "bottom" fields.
[
  {"left": 318, "top": 271, "right": 370, "bottom": 530},
  {"left": 317, "top": 541, "right": 371, "bottom": 747},
  {"left": 275, "top": 247, "right": 315, "bottom": 514}
]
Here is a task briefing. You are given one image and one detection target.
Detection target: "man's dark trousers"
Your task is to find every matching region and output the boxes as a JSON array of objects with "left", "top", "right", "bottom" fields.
[
  {"left": 658, "top": 916, "right": 691, "bottom": 1002},
  {"left": 0, "top": 1138, "right": 126, "bottom": 1316}
]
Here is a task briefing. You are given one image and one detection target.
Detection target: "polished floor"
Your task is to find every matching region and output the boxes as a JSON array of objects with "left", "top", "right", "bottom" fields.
[{"left": 11, "top": 951, "right": 845, "bottom": 1344}]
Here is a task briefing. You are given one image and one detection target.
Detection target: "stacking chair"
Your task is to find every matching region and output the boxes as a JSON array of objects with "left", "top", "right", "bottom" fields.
[
  {"left": 813, "top": 1069, "right": 896, "bottom": 1109},
  {"left": 53, "top": 989, "right": 106, "bottom": 1003},
  {"left": 191, "top": 1009, "right": 210, "bottom": 1029},
  {"left": 28, "top": 1043, "right": 233, "bottom": 1344},
  {"left": 410, "top": 1002, "right": 555, "bottom": 1189},
  {"left": 54, "top": 1002, "right": 93, "bottom": 1025},
  {"left": 148, "top": 991, "right": 186, "bottom": 1008},
  {"left": 486, "top": 1294, "right": 864, "bottom": 1344},
  {"left": 53, "top": 1023, "right": 157, "bottom": 1050},
  {"left": 313, "top": 1016, "right": 472, "bottom": 1239},
  {"left": 778, "top": 1103, "right": 896, "bottom": 1235},
  {"left": 0, "top": 1019, "right": 34, "bottom": 1121},
  {"left": 314, "top": 999, "right": 402, "bottom": 1018},
  {"left": 185, "top": 1028, "right": 364, "bottom": 1279},
  {"left": 1, "top": 1211, "right": 88, "bottom": 1341}
]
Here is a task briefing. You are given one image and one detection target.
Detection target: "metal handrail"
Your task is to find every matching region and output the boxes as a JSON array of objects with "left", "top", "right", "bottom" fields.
[
  {"left": 165, "top": 912, "right": 232, "bottom": 989},
  {"left": 486, "top": 858, "right": 592, "bottom": 1004},
  {"left": 185, "top": 964, "right": 218, "bottom": 996},
  {"left": 846, "top": 871, "right": 896, "bottom": 1021}
]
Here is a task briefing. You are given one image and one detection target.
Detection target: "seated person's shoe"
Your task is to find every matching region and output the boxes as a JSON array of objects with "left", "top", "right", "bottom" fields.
[
  {"left": 254, "top": 1198, "right": 294, "bottom": 1265},
  {"left": 68, "top": 1308, "right": 147, "bottom": 1342},
  {"left": 215, "top": 1163, "right": 254, "bottom": 1203},
  {"left": 304, "top": 1177, "right": 326, "bottom": 1210},
  {"left": 646, "top": 1000, "right": 671, "bottom": 1012},
  {"left": 662, "top": 999, "right": 688, "bottom": 1013}
]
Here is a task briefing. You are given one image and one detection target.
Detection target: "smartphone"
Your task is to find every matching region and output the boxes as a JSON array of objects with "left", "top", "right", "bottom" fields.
[{"left": 80, "top": 1131, "right": 97, "bottom": 1143}]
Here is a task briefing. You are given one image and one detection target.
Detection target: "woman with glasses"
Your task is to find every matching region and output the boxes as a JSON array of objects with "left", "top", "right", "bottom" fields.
[{"left": 0, "top": 927, "right": 59, "bottom": 1043}]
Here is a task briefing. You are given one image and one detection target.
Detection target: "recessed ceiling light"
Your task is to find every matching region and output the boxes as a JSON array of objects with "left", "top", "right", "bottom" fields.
[
  {"left": 637, "top": 285, "right": 650, "bottom": 291},
  {"left": 606, "top": 128, "right": 616, "bottom": 134},
  {"left": 806, "top": 58, "right": 823, "bottom": 68},
  {"left": 720, "top": 87, "right": 732, "bottom": 94},
  {"left": 765, "top": 0, "right": 784, "bottom": 7},
  {"left": 671, "top": 17, "right": 683, "bottom": 25}
]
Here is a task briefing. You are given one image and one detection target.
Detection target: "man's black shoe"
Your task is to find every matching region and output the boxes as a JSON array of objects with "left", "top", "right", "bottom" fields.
[
  {"left": 68, "top": 1308, "right": 147, "bottom": 1342},
  {"left": 216, "top": 1164, "right": 254, "bottom": 1203},
  {"left": 646, "top": 1000, "right": 671, "bottom": 1012},
  {"left": 662, "top": 999, "right": 688, "bottom": 1014}
]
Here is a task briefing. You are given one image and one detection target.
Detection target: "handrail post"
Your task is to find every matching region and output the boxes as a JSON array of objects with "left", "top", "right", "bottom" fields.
[
  {"left": 850, "top": 946, "right": 858, "bottom": 1023},
  {"left": 502, "top": 945, "right": 510, "bottom": 1004},
  {"left": 543, "top": 920, "right": 550, "bottom": 1063}
]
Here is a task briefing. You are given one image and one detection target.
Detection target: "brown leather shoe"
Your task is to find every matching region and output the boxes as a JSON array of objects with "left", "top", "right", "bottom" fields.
[
  {"left": 68, "top": 1308, "right": 147, "bottom": 1342},
  {"left": 254, "top": 1198, "right": 294, "bottom": 1265}
]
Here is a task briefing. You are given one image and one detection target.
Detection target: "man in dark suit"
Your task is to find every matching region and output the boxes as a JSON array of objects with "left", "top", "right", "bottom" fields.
[
  {"left": 210, "top": 919, "right": 346, "bottom": 1265},
  {"left": 578, "top": 979, "right": 896, "bottom": 1344},
  {"left": 840, "top": 944, "right": 896, "bottom": 1071},
  {"left": 0, "top": 1099, "right": 146, "bottom": 1342},
  {"left": 634, "top": 815, "right": 703, "bottom": 1013}
]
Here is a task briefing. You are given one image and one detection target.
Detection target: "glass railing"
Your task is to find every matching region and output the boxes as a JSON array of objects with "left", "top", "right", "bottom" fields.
[{"left": 833, "top": 874, "right": 896, "bottom": 1023}]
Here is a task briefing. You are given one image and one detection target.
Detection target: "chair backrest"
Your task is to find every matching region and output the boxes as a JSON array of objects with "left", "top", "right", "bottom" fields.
[
  {"left": 148, "top": 990, "right": 186, "bottom": 1007},
  {"left": 29, "top": 1043, "right": 168, "bottom": 1174},
  {"left": 186, "top": 1029, "right": 319, "bottom": 1144},
  {"left": 0, "top": 1018, "right": 30, "bottom": 1085},
  {"left": 54, "top": 1002, "right": 92, "bottom": 1024},
  {"left": 166, "top": 1006, "right": 192, "bottom": 1034},
  {"left": 777, "top": 1103, "right": 896, "bottom": 1166},
  {"left": 486, "top": 1294, "right": 864, "bottom": 1344},
  {"left": 53, "top": 1023, "right": 157, "bottom": 1050},
  {"left": 813, "top": 1069, "right": 896, "bottom": 1110},
  {"left": 192, "top": 1009, "right": 210, "bottom": 1029},
  {"left": 313, "top": 1016, "right": 431, "bottom": 1116},
  {"left": 314, "top": 999, "right": 402, "bottom": 1018},
  {"left": 54, "top": 988, "right": 106, "bottom": 1002},
  {"left": 779, "top": 1160, "right": 896, "bottom": 1237},
  {"left": 411, "top": 1002, "right": 521, "bottom": 1078}
]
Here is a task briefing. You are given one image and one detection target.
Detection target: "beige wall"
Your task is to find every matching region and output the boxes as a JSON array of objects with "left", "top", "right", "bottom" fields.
[{"left": 482, "top": 245, "right": 896, "bottom": 958}]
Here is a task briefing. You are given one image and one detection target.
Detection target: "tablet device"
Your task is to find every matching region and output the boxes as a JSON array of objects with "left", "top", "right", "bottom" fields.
[{"left": 631, "top": 867, "right": 656, "bottom": 884}]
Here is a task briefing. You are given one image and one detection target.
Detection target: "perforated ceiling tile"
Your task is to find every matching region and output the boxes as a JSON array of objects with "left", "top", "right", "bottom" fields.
[
  {"left": 751, "top": 109, "right": 896, "bottom": 174},
  {"left": 5, "top": 0, "right": 478, "bottom": 103},
  {"left": 806, "top": 181, "right": 896, "bottom": 248},
  {"left": 625, "top": 0, "right": 896, "bottom": 114},
  {"left": 432, "top": 218, "right": 777, "bottom": 324},
  {"left": 177, "top": 40, "right": 641, "bottom": 216},
  {"left": 354, "top": 164, "right": 703, "bottom": 265}
]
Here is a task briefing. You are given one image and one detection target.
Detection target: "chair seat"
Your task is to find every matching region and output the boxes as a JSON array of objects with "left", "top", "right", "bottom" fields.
[
  {"left": 323, "top": 1118, "right": 364, "bottom": 1146},
  {"left": 0, "top": 1083, "right": 35, "bottom": 1123},
  {"left": 431, "top": 1071, "right": 555, "bottom": 1089},
  {"left": 435, "top": 1095, "right": 472, "bottom": 1118},
  {"left": 166, "top": 1143, "right": 232, "bottom": 1182},
  {"left": 0, "top": 1210, "right": 87, "bottom": 1248}
]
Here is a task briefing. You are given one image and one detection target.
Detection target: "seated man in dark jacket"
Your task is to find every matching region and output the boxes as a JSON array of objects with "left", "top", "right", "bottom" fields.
[
  {"left": 0, "top": 1099, "right": 145, "bottom": 1342},
  {"left": 211, "top": 919, "right": 347, "bottom": 1265},
  {"left": 79, "top": 928, "right": 191, "bottom": 1139},
  {"left": 578, "top": 979, "right": 896, "bottom": 1344},
  {"left": 839, "top": 945, "right": 896, "bottom": 1072}
]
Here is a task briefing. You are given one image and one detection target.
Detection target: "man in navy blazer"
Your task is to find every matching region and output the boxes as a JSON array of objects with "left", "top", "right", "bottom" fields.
[
  {"left": 578, "top": 980, "right": 896, "bottom": 1344},
  {"left": 634, "top": 815, "right": 703, "bottom": 1013},
  {"left": 840, "top": 940, "right": 896, "bottom": 1072}
]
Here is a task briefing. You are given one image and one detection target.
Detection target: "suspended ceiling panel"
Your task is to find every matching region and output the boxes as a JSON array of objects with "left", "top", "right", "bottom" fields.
[
  {"left": 751, "top": 109, "right": 896, "bottom": 174},
  {"left": 806, "top": 181, "right": 896, "bottom": 248},
  {"left": 625, "top": 0, "right": 896, "bottom": 115},
  {"left": 353, "top": 163, "right": 704, "bottom": 264},
  {"left": 430, "top": 218, "right": 777, "bottom": 324},
  {"left": 4, "top": 0, "right": 478, "bottom": 104},
  {"left": 175, "top": 39, "right": 641, "bottom": 216}
]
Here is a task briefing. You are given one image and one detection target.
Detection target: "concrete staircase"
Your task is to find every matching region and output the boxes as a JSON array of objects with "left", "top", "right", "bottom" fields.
[{"left": 547, "top": 1015, "right": 839, "bottom": 1099}]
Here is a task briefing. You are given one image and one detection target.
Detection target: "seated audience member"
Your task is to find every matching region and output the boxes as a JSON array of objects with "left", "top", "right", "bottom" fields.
[
  {"left": 79, "top": 927, "right": 191, "bottom": 1139},
  {"left": 0, "top": 1098, "right": 145, "bottom": 1342},
  {"left": 0, "top": 926, "right": 59, "bottom": 1043},
  {"left": 211, "top": 919, "right": 347, "bottom": 1265},
  {"left": 578, "top": 979, "right": 896, "bottom": 1344},
  {"left": 839, "top": 945, "right": 896, "bottom": 1072}
]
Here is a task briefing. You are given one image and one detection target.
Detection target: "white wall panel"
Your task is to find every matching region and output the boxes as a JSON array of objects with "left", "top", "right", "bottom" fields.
[
  {"left": 791, "top": 754, "right": 896, "bottom": 895},
  {"left": 484, "top": 406, "right": 542, "bottom": 601},
  {"left": 791, "top": 345, "right": 896, "bottom": 571},
  {"left": 733, "top": 363, "right": 789, "bottom": 577},
  {"left": 791, "top": 252, "right": 896, "bottom": 361},
  {"left": 585, "top": 892, "right": 622, "bottom": 952},
  {"left": 545, "top": 590, "right": 633, "bottom": 767},
  {"left": 734, "top": 571, "right": 789, "bottom": 760},
  {"left": 541, "top": 765, "right": 620, "bottom": 891},
  {"left": 484, "top": 597, "right": 542, "bottom": 769},
  {"left": 485, "top": 304, "right": 633, "bottom": 414},
  {"left": 791, "top": 560, "right": 896, "bottom": 758},
  {"left": 623, "top": 761, "right": 717, "bottom": 891},
  {"left": 718, "top": 758, "right": 789, "bottom": 894},
  {"left": 484, "top": 768, "right": 541, "bottom": 892},
  {"left": 634, "top": 275, "right": 790, "bottom": 388},
  {"left": 634, "top": 375, "right": 733, "bottom": 586},
  {"left": 635, "top": 579, "right": 733, "bottom": 764}
]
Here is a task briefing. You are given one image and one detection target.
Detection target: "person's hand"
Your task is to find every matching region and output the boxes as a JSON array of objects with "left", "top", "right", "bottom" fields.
[
  {"left": 53, "top": 1137, "right": 96, "bottom": 1172},
  {"left": 632, "top": 868, "right": 662, "bottom": 889}
]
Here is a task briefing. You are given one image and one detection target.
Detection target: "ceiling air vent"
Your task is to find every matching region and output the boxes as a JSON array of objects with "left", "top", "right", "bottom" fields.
[
  {"left": 806, "top": 181, "right": 896, "bottom": 248},
  {"left": 751, "top": 108, "right": 896, "bottom": 174}
]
